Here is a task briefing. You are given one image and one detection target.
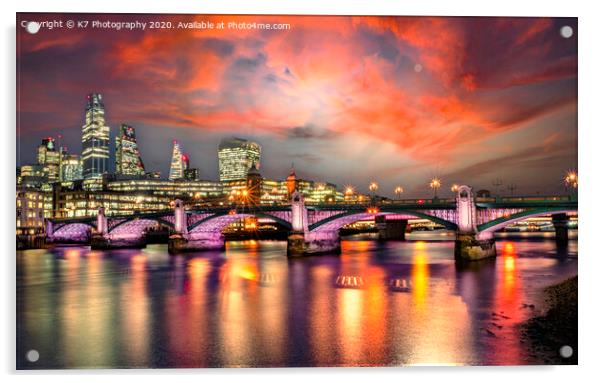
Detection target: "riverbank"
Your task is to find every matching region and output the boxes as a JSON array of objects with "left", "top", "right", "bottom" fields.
[{"left": 520, "top": 276, "right": 577, "bottom": 364}]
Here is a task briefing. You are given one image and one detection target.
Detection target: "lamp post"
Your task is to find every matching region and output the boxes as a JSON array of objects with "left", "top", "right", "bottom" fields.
[
  {"left": 369, "top": 181, "right": 378, "bottom": 203},
  {"left": 451, "top": 184, "right": 459, "bottom": 193},
  {"left": 564, "top": 171, "right": 578, "bottom": 191},
  {"left": 345, "top": 186, "right": 354, "bottom": 203},
  {"left": 429, "top": 178, "right": 441, "bottom": 199}
]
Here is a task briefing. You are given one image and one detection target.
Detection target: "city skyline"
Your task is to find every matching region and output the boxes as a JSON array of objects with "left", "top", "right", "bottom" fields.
[{"left": 16, "top": 14, "right": 577, "bottom": 197}]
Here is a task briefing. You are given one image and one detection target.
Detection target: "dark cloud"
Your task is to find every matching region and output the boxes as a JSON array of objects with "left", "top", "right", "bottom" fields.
[
  {"left": 201, "top": 38, "right": 235, "bottom": 57},
  {"left": 285, "top": 125, "right": 338, "bottom": 140}
]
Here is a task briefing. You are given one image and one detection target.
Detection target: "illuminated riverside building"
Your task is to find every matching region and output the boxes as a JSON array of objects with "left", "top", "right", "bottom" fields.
[
  {"left": 218, "top": 137, "right": 261, "bottom": 182},
  {"left": 51, "top": 189, "right": 171, "bottom": 218},
  {"left": 115, "top": 124, "right": 145, "bottom": 176},
  {"left": 168, "top": 140, "right": 184, "bottom": 180},
  {"left": 60, "top": 154, "right": 83, "bottom": 182},
  {"left": 106, "top": 179, "right": 223, "bottom": 200},
  {"left": 36, "top": 137, "right": 61, "bottom": 182},
  {"left": 81, "top": 93, "right": 110, "bottom": 179},
  {"left": 16, "top": 187, "right": 45, "bottom": 234},
  {"left": 222, "top": 177, "right": 343, "bottom": 205}
]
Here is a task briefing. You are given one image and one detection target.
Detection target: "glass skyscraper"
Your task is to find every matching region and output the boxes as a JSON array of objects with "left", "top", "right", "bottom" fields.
[
  {"left": 218, "top": 137, "right": 261, "bottom": 182},
  {"left": 60, "top": 154, "right": 83, "bottom": 182},
  {"left": 115, "top": 124, "right": 145, "bottom": 176},
  {"left": 81, "top": 93, "right": 110, "bottom": 179},
  {"left": 168, "top": 140, "right": 184, "bottom": 180},
  {"left": 36, "top": 137, "right": 60, "bottom": 182}
]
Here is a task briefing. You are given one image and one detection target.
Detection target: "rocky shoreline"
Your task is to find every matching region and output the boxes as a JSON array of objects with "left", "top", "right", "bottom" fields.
[{"left": 520, "top": 276, "right": 578, "bottom": 364}]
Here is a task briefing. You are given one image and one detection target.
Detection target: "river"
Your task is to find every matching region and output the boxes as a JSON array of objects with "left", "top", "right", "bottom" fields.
[{"left": 16, "top": 232, "right": 577, "bottom": 368}]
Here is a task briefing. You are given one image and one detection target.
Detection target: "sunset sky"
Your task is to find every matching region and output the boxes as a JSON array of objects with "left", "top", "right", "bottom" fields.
[{"left": 16, "top": 14, "right": 577, "bottom": 197}]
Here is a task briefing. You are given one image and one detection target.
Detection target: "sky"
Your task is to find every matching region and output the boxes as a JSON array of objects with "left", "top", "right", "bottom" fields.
[{"left": 16, "top": 14, "right": 577, "bottom": 197}]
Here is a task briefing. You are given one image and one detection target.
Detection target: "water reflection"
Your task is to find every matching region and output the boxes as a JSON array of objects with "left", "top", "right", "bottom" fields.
[{"left": 17, "top": 235, "right": 577, "bottom": 369}]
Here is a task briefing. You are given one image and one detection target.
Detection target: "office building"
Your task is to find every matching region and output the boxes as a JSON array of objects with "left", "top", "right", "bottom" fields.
[
  {"left": 16, "top": 187, "right": 46, "bottom": 234},
  {"left": 218, "top": 137, "right": 261, "bottom": 182},
  {"left": 81, "top": 93, "right": 110, "bottom": 179},
  {"left": 115, "top": 124, "right": 145, "bottom": 176},
  {"left": 37, "top": 137, "right": 61, "bottom": 182},
  {"left": 168, "top": 140, "right": 184, "bottom": 180},
  {"left": 184, "top": 168, "right": 199, "bottom": 181},
  {"left": 106, "top": 179, "right": 223, "bottom": 200},
  {"left": 51, "top": 189, "right": 171, "bottom": 218},
  {"left": 60, "top": 154, "right": 83, "bottom": 182}
]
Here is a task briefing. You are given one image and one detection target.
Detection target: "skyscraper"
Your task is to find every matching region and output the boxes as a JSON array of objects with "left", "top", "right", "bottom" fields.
[
  {"left": 60, "top": 154, "right": 83, "bottom": 182},
  {"left": 37, "top": 137, "right": 60, "bottom": 182},
  {"left": 168, "top": 140, "right": 184, "bottom": 180},
  {"left": 115, "top": 124, "right": 145, "bottom": 176},
  {"left": 218, "top": 137, "right": 261, "bottom": 182},
  {"left": 81, "top": 93, "right": 110, "bottom": 179}
]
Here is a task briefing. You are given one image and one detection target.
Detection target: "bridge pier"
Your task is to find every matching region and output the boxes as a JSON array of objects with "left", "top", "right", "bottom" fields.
[
  {"left": 168, "top": 232, "right": 225, "bottom": 254},
  {"left": 287, "top": 231, "right": 341, "bottom": 256},
  {"left": 376, "top": 216, "right": 407, "bottom": 240},
  {"left": 552, "top": 213, "right": 569, "bottom": 247},
  {"left": 455, "top": 232, "right": 497, "bottom": 262},
  {"left": 454, "top": 185, "right": 497, "bottom": 262},
  {"left": 91, "top": 235, "right": 147, "bottom": 250}
]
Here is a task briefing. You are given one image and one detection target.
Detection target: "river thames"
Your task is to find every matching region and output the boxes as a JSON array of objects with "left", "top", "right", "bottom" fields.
[{"left": 16, "top": 232, "right": 577, "bottom": 369}]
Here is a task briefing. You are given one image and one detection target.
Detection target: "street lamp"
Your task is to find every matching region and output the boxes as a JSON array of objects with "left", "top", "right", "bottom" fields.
[
  {"left": 564, "top": 170, "right": 578, "bottom": 189},
  {"left": 369, "top": 181, "right": 378, "bottom": 204},
  {"left": 429, "top": 178, "right": 441, "bottom": 198},
  {"left": 369, "top": 182, "right": 378, "bottom": 193},
  {"left": 451, "top": 184, "right": 459, "bottom": 193},
  {"left": 394, "top": 186, "right": 403, "bottom": 200}
]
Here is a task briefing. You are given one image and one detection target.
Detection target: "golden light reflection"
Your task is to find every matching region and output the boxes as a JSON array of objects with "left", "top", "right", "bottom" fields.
[
  {"left": 488, "top": 241, "right": 525, "bottom": 365},
  {"left": 121, "top": 254, "right": 149, "bottom": 367},
  {"left": 338, "top": 288, "right": 363, "bottom": 365},
  {"left": 405, "top": 241, "right": 475, "bottom": 365},
  {"left": 411, "top": 242, "right": 429, "bottom": 309},
  {"left": 61, "top": 248, "right": 113, "bottom": 367}
]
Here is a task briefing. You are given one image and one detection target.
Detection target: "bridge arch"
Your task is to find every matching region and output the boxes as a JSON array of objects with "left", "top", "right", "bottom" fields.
[
  {"left": 477, "top": 207, "right": 577, "bottom": 235},
  {"left": 108, "top": 216, "right": 174, "bottom": 233},
  {"left": 108, "top": 218, "right": 170, "bottom": 239},
  {"left": 188, "top": 212, "right": 293, "bottom": 233},
  {"left": 51, "top": 222, "right": 95, "bottom": 241},
  {"left": 309, "top": 209, "right": 458, "bottom": 232}
]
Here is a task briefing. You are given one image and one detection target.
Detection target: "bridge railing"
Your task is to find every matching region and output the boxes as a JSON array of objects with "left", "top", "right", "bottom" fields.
[{"left": 475, "top": 195, "right": 576, "bottom": 204}]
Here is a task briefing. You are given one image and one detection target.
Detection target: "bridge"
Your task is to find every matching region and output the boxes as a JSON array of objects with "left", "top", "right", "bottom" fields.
[{"left": 46, "top": 186, "right": 577, "bottom": 262}]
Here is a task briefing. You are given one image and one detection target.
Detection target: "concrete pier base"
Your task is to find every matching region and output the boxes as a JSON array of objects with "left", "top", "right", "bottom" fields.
[
  {"left": 552, "top": 213, "right": 569, "bottom": 247},
  {"left": 287, "top": 231, "right": 341, "bottom": 256},
  {"left": 376, "top": 216, "right": 407, "bottom": 240},
  {"left": 454, "top": 233, "right": 497, "bottom": 262},
  {"left": 91, "top": 234, "right": 146, "bottom": 250},
  {"left": 168, "top": 233, "right": 225, "bottom": 254}
]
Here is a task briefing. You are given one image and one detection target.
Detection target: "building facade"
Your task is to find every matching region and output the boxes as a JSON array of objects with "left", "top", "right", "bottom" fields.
[
  {"left": 36, "top": 137, "right": 61, "bottom": 182},
  {"left": 218, "top": 137, "right": 261, "bottom": 182},
  {"left": 106, "top": 179, "right": 223, "bottom": 200},
  {"left": 51, "top": 189, "right": 172, "bottom": 218},
  {"left": 60, "top": 154, "right": 83, "bottom": 182},
  {"left": 115, "top": 124, "right": 145, "bottom": 176},
  {"left": 168, "top": 140, "right": 184, "bottom": 180},
  {"left": 16, "top": 187, "right": 46, "bottom": 234},
  {"left": 81, "top": 93, "right": 110, "bottom": 179}
]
